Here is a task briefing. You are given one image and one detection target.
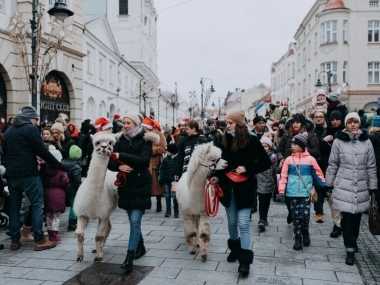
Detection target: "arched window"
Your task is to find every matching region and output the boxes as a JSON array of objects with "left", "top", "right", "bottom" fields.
[
  {"left": 99, "top": 101, "right": 106, "bottom": 117},
  {"left": 87, "top": 97, "right": 95, "bottom": 120},
  {"left": 109, "top": 104, "right": 116, "bottom": 119}
]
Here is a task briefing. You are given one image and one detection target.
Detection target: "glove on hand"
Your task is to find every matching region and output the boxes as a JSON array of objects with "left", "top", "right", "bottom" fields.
[{"left": 324, "top": 186, "right": 334, "bottom": 194}]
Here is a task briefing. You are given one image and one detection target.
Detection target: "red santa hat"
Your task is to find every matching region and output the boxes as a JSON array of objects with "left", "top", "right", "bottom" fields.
[
  {"left": 95, "top": 117, "right": 112, "bottom": 131},
  {"left": 153, "top": 120, "right": 161, "bottom": 131},
  {"left": 180, "top": 118, "right": 189, "bottom": 125},
  {"left": 141, "top": 117, "right": 154, "bottom": 130},
  {"left": 282, "top": 102, "right": 288, "bottom": 109},
  {"left": 275, "top": 100, "right": 281, "bottom": 106},
  {"left": 114, "top": 113, "right": 121, "bottom": 120}
]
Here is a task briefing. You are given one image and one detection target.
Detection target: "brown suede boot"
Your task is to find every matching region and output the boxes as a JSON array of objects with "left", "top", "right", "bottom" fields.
[
  {"left": 10, "top": 240, "right": 21, "bottom": 251},
  {"left": 34, "top": 238, "right": 56, "bottom": 251}
]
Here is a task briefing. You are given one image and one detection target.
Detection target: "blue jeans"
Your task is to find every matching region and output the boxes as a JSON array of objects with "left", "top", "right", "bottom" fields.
[
  {"left": 8, "top": 176, "right": 44, "bottom": 241},
  {"left": 164, "top": 183, "right": 178, "bottom": 212},
  {"left": 127, "top": 209, "right": 144, "bottom": 251},
  {"left": 225, "top": 193, "right": 251, "bottom": 249}
]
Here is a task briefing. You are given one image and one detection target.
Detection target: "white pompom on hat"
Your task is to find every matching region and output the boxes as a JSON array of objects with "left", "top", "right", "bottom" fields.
[{"left": 48, "top": 145, "right": 62, "bottom": 162}]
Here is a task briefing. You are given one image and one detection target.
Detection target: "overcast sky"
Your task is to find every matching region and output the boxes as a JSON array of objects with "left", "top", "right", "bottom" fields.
[{"left": 154, "top": 0, "right": 316, "bottom": 108}]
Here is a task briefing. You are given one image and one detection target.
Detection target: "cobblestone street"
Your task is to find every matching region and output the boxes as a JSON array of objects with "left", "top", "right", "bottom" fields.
[{"left": 0, "top": 197, "right": 379, "bottom": 285}]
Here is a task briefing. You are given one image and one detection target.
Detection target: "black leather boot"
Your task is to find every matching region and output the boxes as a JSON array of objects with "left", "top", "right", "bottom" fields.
[
  {"left": 227, "top": 238, "right": 241, "bottom": 262},
  {"left": 302, "top": 230, "right": 310, "bottom": 247},
  {"left": 121, "top": 250, "right": 135, "bottom": 273},
  {"left": 293, "top": 236, "right": 302, "bottom": 251},
  {"left": 156, "top": 197, "right": 162, "bottom": 213},
  {"left": 134, "top": 240, "right": 146, "bottom": 260},
  {"left": 330, "top": 225, "right": 342, "bottom": 238},
  {"left": 237, "top": 248, "right": 254, "bottom": 276},
  {"left": 345, "top": 252, "right": 355, "bottom": 266}
]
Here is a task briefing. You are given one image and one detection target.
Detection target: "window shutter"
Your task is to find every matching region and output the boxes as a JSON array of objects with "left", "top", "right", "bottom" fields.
[{"left": 119, "top": 0, "right": 128, "bottom": 15}]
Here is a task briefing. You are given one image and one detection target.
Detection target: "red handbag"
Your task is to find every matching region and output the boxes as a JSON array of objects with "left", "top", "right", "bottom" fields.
[{"left": 224, "top": 171, "right": 249, "bottom": 183}]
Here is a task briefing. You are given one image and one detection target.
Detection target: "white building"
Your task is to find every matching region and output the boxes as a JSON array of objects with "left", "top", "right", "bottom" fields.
[
  {"left": 289, "top": 0, "right": 380, "bottom": 114},
  {"left": 0, "top": 0, "right": 84, "bottom": 125},
  {"left": 225, "top": 84, "right": 270, "bottom": 120},
  {"left": 270, "top": 43, "right": 296, "bottom": 113},
  {"left": 106, "top": 0, "right": 160, "bottom": 116},
  {"left": 83, "top": 15, "right": 143, "bottom": 122}
]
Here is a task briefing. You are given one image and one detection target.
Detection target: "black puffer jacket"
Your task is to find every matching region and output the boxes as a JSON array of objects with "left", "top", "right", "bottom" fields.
[
  {"left": 3, "top": 116, "right": 60, "bottom": 176},
  {"left": 158, "top": 155, "right": 178, "bottom": 184},
  {"left": 277, "top": 131, "right": 320, "bottom": 160},
  {"left": 108, "top": 130, "right": 157, "bottom": 210},
  {"left": 215, "top": 134, "right": 272, "bottom": 210},
  {"left": 61, "top": 158, "right": 82, "bottom": 198},
  {"left": 369, "top": 130, "right": 380, "bottom": 188},
  {"left": 320, "top": 123, "right": 344, "bottom": 173},
  {"left": 176, "top": 134, "right": 209, "bottom": 177}
]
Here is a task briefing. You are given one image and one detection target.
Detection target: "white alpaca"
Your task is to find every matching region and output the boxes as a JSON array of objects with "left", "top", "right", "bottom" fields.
[
  {"left": 73, "top": 132, "right": 118, "bottom": 262},
  {"left": 176, "top": 143, "right": 227, "bottom": 261}
]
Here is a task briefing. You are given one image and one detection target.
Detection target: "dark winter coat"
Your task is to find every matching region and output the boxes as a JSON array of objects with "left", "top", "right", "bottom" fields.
[
  {"left": 40, "top": 163, "right": 70, "bottom": 213},
  {"left": 326, "top": 129, "right": 377, "bottom": 213},
  {"left": 61, "top": 158, "right": 82, "bottom": 198},
  {"left": 57, "top": 135, "right": 76, "bottom": 159},
  {"left": 176, "top": 134, "right": 210, "bottom": 177},
  {"left": 108, "top": 130, "right": 156, "bottom": 210},
  {"left": 176, "top": 132, "right": 187, "bottom": 148},
  {"left": 320, "top": 123, "right": 344, "bottom": 173},
  {"left": 277, "top": 131, "right": 320, "bottom": 161},
  {"left": 77, "top": 132, "right": 90, "bottom": 159},
  {"left": 215, "top": 134, "right": 272, "bottom": 210},
  {"left": 159, "top": 154, "right": 178, "bottom": 184},
  {"left": 3, "top": 116, "right": 60, "bottom": 177},
  {"left": 369, "top": 129, "right": 380, "bottom": 191}
]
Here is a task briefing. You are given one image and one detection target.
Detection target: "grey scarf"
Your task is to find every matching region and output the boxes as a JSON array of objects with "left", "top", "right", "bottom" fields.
[{"left": 123, "top": 125, "right": 143, "bottom": 141}]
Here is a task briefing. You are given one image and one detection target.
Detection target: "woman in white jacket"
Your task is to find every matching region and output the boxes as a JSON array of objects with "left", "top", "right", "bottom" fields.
[{"left": 325, "top": 112, "right": 377, "bottom": 265}]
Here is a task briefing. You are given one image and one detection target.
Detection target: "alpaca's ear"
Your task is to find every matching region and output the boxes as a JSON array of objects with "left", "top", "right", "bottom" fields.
[{"left": 206, "top": 143, "right": 212, "bottom": 153}]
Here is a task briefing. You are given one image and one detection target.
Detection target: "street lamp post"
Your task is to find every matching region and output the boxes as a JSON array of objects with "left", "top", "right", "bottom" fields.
[
  {"left": 200, "top": 78, "right": 215, "bottom": 119},
  {"left": 315, "top": 70, "right": 332, "bottom": 93},
  {"left": 212, "top": 97, "right": 223, "bottom": 118}
]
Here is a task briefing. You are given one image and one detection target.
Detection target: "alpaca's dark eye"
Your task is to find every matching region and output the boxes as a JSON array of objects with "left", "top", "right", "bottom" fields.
[
  {"left": 96, "top": 142, "right": 100, "bottom": 145},
  {"left": 109, "top": 142, "right": 112, "bottom": 145}
]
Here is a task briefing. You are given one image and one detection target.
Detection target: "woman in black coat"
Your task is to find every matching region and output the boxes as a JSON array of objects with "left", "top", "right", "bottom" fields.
[
  {"left": 107, "top": 113, "right": 159, "bottom": 274},
  {"left": 213, "top": 111, "right": 271, "bottom": 276},
  {"left": 369, "top": 115, "right": 380, "bottom": 214}
]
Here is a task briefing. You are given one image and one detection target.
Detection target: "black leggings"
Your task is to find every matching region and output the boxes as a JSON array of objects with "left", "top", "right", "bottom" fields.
[{"left": 258, "top": 193, "right": 272, "bottom": 221}]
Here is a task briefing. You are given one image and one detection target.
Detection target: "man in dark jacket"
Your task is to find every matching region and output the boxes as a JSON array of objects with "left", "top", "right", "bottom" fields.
[
  {"left": 4, "top": 106, "right": 63, "bottom": 251},
  {"left": 326, "top": 92, "right": 348, "bottom": 127},
  {"left": 175, "top": 120, "right": 209, "bottom": 179},
  {"left": 206, "top": 119, "right": 221, "bottom": 146},
  {"left": 321, "top": 109, "right": 344, "bottom": 238},
  {"left": 312, "top": 111, "right": 327, "bottom": 223}
]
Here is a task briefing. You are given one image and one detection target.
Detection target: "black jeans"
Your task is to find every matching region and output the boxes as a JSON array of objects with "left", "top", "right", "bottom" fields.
[
  {"left": 313, "top": 184, "right": 325, "bottom": 214},
  {"left": 341, "top": 212, "right": 362, "bottom": 251},
  {"left": 258, "top": 193, "right": 272, "bottom": 221}
]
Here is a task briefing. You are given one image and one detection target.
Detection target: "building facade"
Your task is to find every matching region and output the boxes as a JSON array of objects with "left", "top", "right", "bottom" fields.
[
  {"left": 0, "top": 0, "right": 84, "bottom": 125},
  {"left": 83, "top": 15, "right": 143, "bottom": 122},
  {"left": 270, "top": 43, "right": 296, "bottom": 113},
  {"left": 271, "top": 0, "right": 380, "bottom": 115}
]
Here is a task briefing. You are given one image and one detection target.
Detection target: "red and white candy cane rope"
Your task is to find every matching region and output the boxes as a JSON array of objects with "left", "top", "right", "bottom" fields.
[{"left": 204, "top": 180, "right": 224, "bottom": 217}]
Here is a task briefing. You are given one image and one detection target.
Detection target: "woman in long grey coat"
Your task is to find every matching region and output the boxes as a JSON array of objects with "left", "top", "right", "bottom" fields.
[{"left": 325, "top": 113, "right": 377, "bottom": 266}]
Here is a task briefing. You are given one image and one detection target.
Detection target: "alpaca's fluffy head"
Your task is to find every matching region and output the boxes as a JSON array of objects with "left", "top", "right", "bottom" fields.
[
  {"left": 187, "top": 142, "right": 227, "bottom": 175},
  {"left": 91, "top": 132, "right": 116, "bottom": 156}
]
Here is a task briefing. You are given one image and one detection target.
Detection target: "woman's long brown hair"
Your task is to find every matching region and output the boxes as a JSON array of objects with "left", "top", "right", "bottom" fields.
[{"left": 221, "top": 125, "right": 250, "bottom": 152}]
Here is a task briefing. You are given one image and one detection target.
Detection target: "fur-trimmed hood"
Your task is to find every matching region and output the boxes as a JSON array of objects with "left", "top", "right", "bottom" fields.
[
  {"left": 143, "top": 131, "right": 160, "bottom": 144},
  {"left": 335, "top": 129, "right": 369, "bottom": 142}
]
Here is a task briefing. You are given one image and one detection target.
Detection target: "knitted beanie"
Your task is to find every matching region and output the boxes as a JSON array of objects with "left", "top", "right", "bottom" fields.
[
  {"left": 114, "top": 113, "right": 120, "bottom": 120},
  {"left": 253, "top": 116, "right": 266, "bottom": 125},
  {"left": 292, "top": 132, "right": 308, "bottom": 150},
  {"left": 69, "top": 145, "right": 82, "bottom": 159},
  {"left": 345, "top": 112, "right": 361, "bottom": 126},
  {"left": 260, "top": 136, "right": 272, "bottom": 148},
  {"left": 125, "top": 112, "right": 143, "bottom": 125},
  {"left": 51, "top": 122, "right": 64, "bottom": 134},
  {"left": 279, "top": 118, "right": 287, "bottom": 125},
  {"left": 330, "top": 110, "right": 342, "bottom": 121},
  {"left": 226, "top": 110, "right": 245, "bottom": 127},
  {"left": 167, "top": 143, "right": 178, "bottom": 155},
  {"left": 316, "top": 89, "right": 326, "bottom": 96},
  {"left": 372, "top": 115, "right": 380, "bottom": 127},
  {"left": 20, "top": 106, "right": 39, "bottom": 119},
  {"left": 326, "top": 92, "right": 340, "bottom": 103}
]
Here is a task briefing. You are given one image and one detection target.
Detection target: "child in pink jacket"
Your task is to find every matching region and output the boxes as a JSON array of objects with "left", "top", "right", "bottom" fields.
[
  {"left": 308, "top": 89, "right": 328, "bottom": 119},
  {"left": 278, "top": 133, "right": 325, "bottom": 251}
]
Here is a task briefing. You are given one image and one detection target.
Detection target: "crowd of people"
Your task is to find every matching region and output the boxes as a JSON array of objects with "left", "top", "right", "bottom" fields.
[{"left": 0, "top": 89, "right": 379, "bottom": 275}]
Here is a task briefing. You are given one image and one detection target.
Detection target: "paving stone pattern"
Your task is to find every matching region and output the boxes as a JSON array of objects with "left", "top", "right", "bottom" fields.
[{"left": 0, "top": 197, "right": 379, "bottom": 284}]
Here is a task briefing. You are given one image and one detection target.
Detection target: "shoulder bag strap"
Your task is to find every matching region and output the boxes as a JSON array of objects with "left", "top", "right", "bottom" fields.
[{"left": 291, "top": 156, "right": 311, "bottom": 194}]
